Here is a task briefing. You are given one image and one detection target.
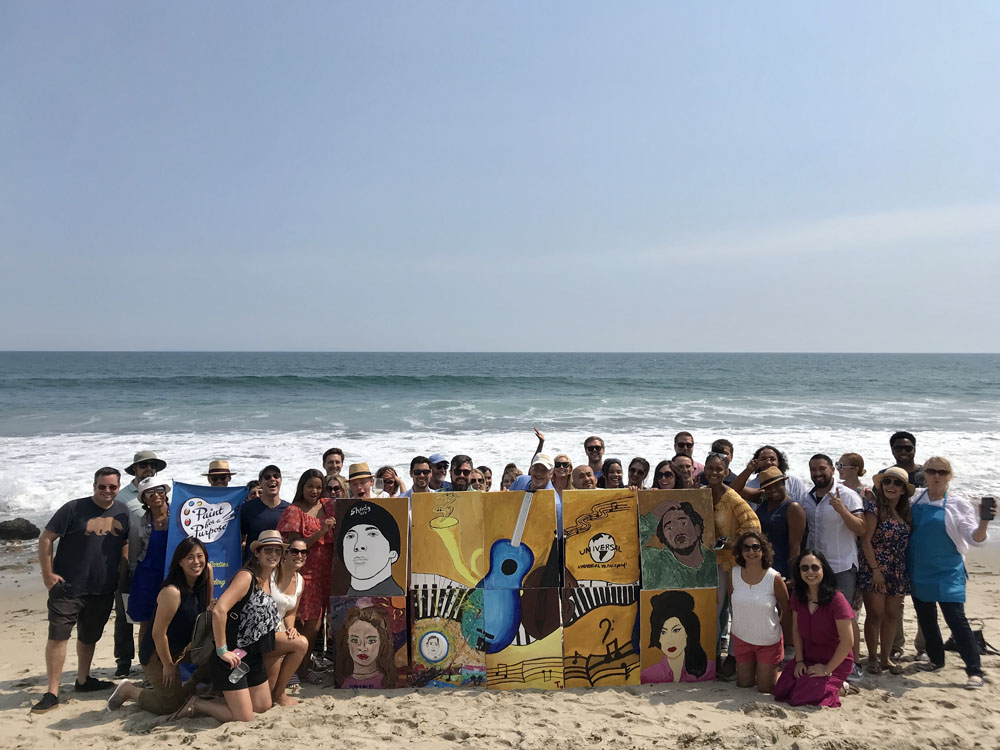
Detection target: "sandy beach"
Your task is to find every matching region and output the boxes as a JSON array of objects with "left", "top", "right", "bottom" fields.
[{"left": 2, "top": 544, "right": 998, "bottom": 750}]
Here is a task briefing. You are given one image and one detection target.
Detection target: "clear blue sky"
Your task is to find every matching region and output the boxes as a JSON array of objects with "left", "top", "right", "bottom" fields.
[{"left": 3, "top": 2, "right": 998, "bottom": 351}]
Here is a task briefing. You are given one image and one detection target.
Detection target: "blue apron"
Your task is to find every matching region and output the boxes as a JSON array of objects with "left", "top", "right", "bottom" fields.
[{"left": 908, "top": 494, "right": 965, "bottom": 603}]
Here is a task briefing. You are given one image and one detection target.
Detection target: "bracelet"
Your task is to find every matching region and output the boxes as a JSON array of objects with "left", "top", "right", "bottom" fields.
[{"left": 216, "top": 645, "right": 229, "bottom": 657}]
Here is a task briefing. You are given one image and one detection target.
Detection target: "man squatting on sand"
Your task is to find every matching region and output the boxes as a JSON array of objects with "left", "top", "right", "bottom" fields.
[{"left": 34, "top": 429, "right": 995, "bottom": 718}]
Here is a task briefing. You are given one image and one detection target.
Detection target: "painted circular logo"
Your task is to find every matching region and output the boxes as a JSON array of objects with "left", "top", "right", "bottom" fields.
[
  {"left": 419, "top": 630, "right": 449, "bottom": 663},
  {"left": 588, "top": 532, "right": 617, "bottom": 563}
]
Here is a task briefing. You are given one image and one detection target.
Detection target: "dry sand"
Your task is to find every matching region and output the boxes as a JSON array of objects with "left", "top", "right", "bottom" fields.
[{"left": 2, "top": 544, "right": 998, "bottom": 750}]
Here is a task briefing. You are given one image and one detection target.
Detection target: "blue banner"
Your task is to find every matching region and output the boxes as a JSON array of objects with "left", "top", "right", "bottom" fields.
[{"left": 164, "top": 482, "right": 247, "bottom": 600}]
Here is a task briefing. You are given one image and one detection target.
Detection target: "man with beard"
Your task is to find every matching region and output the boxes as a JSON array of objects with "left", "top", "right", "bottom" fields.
[
  {"left": 640, "top": 502, "right": 718, "bottom": 589},
  {"left": 441, "top": 454, "right": 474, "bottom": 492},
  {"left": 804, "top": 453, "right": 865, "bottom": 680},
  {"left": 399, "top": 456, "right": 432, "bottom": 498},
  {"left": 428, "top": 454, "right": 452, "bottom": 491}
]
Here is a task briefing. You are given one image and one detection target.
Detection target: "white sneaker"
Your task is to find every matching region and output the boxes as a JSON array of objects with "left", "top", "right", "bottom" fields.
[{"left": 846, "top": 664, "right": 864, "bottom": 683}]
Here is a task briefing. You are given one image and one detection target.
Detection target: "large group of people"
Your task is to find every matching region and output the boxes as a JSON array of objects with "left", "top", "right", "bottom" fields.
[{"left": 32, "top": 429, "right": 993, "bottom": 719}]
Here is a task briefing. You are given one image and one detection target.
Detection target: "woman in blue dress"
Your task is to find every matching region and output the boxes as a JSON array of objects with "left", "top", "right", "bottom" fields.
[
  {"left": 908, "top": 456, "right": 993, "bottom": 689},
  {"left": 126, "top": 477, "right": 172, "bottom": 635}
]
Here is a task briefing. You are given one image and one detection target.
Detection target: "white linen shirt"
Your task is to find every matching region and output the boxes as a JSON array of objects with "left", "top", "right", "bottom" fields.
[
  {"left": 910, "top": 490, "right": 987, "bottom": 559},
  {"left": 801, "top": 481, "right": 863, "bottom": 574}
]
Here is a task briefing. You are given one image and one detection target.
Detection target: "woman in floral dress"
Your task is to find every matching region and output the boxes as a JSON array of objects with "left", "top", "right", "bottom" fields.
[
  {"left": 277, "top": 469, "right": 336, "bottom": 682},
  {"left": 858, "top": 466, "right": 913, "bottom": 674}
]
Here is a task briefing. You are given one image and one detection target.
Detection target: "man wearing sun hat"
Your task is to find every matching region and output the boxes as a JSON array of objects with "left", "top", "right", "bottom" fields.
[
  {"left": 113, "top": 450, "right": 166, "bottom": 678},
  {"left": 348, "top": 463, "right": 386, "bottom": 499},
  {"left": 202, "top": 460, "right": 236, "bottom": 487}
]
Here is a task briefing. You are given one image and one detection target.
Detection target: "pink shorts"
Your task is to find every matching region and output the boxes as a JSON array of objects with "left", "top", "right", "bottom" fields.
[{"left": 732, "top": 634, "right": 784, "bottom": 665}]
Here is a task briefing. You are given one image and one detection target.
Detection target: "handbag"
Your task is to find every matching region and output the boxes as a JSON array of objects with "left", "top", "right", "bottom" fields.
[
  {"left": 943, "top": 619, "right": 1000, "bottom": 656},
  {"left": 187, "top": 610, "right": 215, "bottom": 666}
]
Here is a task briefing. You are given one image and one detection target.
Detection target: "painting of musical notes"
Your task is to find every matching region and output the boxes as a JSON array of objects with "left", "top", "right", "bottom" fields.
[
  {"left": 330, "top": 496, "right": 409, "bottom": 597},
  {"left": 409, "top": 586, "right": 487, "bottom": 688},
  {"left": 562, "top": 489, "right": 639, "bottom": 587},
  {"left": 411, "top": 491, "right": 484, "bottom": 589},
  {"left": 638, "top": 489, "right": 718, "bottom": 590},
  {"left": 327, "top": 595, "right": 409, "bottom": 688},
  {"left": 639, "top": 588, "right": 717, "bottom": 684},
  {"left": 486, "top": 587, "right": 564, "bottom": 690},
  {"left": 561, "top": 585, "right": 640, "bottom": 687}
]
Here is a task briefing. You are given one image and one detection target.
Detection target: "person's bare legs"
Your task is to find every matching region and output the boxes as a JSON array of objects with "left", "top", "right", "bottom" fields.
[
  {"left": 735, "top": 659, "right": 756, "bottom": 689},
  {"left": 266, "top": 634, "right": 308, "bottom": 706},
  {"left": 296, "top": 619, "right": 322, "bottom": 678},
  {"left": 45, "top": 639, "right": 69, "bottom": 695},
  {"left": 192, "top": 690, "right": 254, "bottom": 723},
  {"left": 76, "top": 640, "right": 97, "bottom": 684},
  {"left": 881, "top": 595, "right": 904, "bottom": 668},
  {"left": 755, "top": 662, "right": 778, "bottom": 694},
  {"left": 863, "top": 591, "right": 884, "bottom": 669}
]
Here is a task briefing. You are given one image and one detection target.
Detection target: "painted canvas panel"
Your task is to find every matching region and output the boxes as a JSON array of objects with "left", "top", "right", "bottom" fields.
[
  {"left": 638, "top": 489, "right": 718, "bottom": 590},
  {"left": 327, "top": 595, "right": 409, "bottom": 688},
  {"left": 561, "top": 585, "right": 640, "bottom": 687},
  {"left": 411, "top": 491, "right": 485, "bottom": 589},
  {"left": 639, "top": 588, "right": 717, "bottom": 684},
  {"left": 482, "top": 490, "right": 560, "bottom": 590},
  {"left": 330, "top": 497, "right": 409, "bottom": 597},
  {"left": 562, "top": 489, "right": 639, "bottom": 587},
  {"left": 409, "top": 586, "right": 487, "bottom": 688},
  {"left": 485, "top": 587, "right": 563, "bottom": 690}
]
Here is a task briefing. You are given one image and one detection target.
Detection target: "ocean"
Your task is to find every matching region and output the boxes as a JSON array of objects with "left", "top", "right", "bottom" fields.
[{"left": 1, "top": 352, "right": 997, "bottom": 524}]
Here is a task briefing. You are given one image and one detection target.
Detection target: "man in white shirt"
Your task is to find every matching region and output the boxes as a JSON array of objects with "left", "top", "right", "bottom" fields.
[{"left": 804, "top": 453, "right": 865, "bottom": 679}]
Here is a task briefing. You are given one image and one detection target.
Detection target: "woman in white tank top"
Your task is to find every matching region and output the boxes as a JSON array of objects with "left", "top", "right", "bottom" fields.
[
  {"left": 728, "top": 530, "right": 789, "bottom": 693},
  {"left": 263, "top": 536, "right": 309, "bottom": 706}
]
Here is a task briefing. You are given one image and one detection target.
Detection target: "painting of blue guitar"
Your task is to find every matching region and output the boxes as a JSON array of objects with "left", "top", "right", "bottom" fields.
[{"left": 461, "top": 492, "right": 535, "bottom": 654}]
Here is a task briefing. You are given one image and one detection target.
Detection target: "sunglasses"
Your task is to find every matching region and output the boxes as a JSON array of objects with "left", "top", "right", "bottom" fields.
[
  {"left": 137, "top": 461, "right": 158, "bottom": 469},
  {"left": 742, "top": 543, "right": 762, "bottom": 552},
  {"left": 287, "top": 548, "right": 308, "bottom": 557},
  {"left": 799, "top": 563, "right": 822, "bottom": 573},
  {"left": 655, "top": 471, "right": 675, "bottom": 479},
  {"left": 835, "top": 462, "right": 858, "bottom": 470},
  {"left": 893, "top": 444, "right": 915, "bottom": 452},
  {"left": 144, "top": 487, "right": 168, "bottom": 496},
  {"left": 453, "top": 469, "right": 472, "bottom": 476},
  {"left": 412, "top": 469, "right": 431, "bottom": 476},
  {"left": 924, "top": 468, "right": 949, "bottom": 476},
  {"left": 97, "top": 484, "right": 119, "bottom": 491},
  {"left": 434, "top": 463, "right": 449, "bottom": 470},
  {"left": 554, "top": 461, "right": 571, "bottom": 469},
  {"left": 470, "top": 479, "right": 485, "bottom": 486},
  {"left": 675, "top": 441, "right": 693, "bottom": 448},
  {"left": 261, "top": 473, "right": 281, "bottom": 481},
  {"left": 585, "top": 445, "right": 603, "bottom": 452},
  {"left": 208, "top": 474, "right": 230, "bottom": 482},
  {"left": 881, "top": 477, "right": 905, "bottom": 488}
]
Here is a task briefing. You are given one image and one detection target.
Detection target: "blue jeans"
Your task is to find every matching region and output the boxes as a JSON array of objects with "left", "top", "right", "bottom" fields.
[{"left": 911, "top": 596, "right": 983, "bottom": 677}]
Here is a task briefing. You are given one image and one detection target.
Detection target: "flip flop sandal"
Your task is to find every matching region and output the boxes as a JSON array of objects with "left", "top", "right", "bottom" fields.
[
  {"left": 884, "top": 661, "right": 904, "bottom": 675},
  {"left": 965, "top": 675, "right": 985, "bottom": 690},
  {"left": 168, "top": 695, "right": 197, "bottom": 721}
]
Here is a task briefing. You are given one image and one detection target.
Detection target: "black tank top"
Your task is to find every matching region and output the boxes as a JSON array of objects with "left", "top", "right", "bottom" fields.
[{"left": 139, "top": 585, "right": 206, "bottom": 665}]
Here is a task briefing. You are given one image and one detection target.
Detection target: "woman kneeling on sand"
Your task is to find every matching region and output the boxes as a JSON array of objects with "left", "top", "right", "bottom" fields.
[{"left": 107, "top": 538, "right": 213, "bottom": 714}]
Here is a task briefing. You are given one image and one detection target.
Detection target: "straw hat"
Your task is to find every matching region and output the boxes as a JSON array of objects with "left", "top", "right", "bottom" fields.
[
  {"left": 757, "top": 466, "right": 788, "bottom": 490},
  {"left": 348, "top": 463, "right": 374, "bottom": 480},
  {"left": 202, "top": 459, "right": 236, "bottom": 477},
  {"left": 872, "top": 466, "right": 915, "bottom": 496},
  {"left": 249, "top": 529, "right": 287, "bottom": 553}
]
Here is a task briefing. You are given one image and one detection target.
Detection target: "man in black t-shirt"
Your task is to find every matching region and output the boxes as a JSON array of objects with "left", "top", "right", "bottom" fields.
[
  {"left": 32, "top": 467, "right": 131, "bottom": 713},
  {"left": 239, "top": 464, "right": 290, "bottom": 561}
]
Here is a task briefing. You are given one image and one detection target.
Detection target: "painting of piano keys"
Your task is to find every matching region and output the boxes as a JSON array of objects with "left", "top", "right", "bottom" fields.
[
  {"left": 639, "top": 588, "right": 717, "bottom": 684},
  {"left": 485, "top": 587, "right": 564, "bottom": 690},
  {"left": 411, "top": 491, "right": 485, "bottom": 589},
  {"left": 483, "top": 490, "right": 560, "bottom": 589},
  {"left": 327, "top": 595, "right": 409, "bottom": 688},
  {"left": 638, "top": 489, "right": 718, "bottom": 590},
  {"left": 409, "top": 586, "right": 487, "bottom": 687},
  {"left": 330, "top": 497, "right": 409, "bottom": 597},
  {"left": 561, "top": 585, "right": 640, "bottom": 687},
  {"left": 562, "top": 489, "right": 639, "bottom": 587}
]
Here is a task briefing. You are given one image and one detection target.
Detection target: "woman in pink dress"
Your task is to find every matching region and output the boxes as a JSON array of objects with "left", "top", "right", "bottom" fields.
[
  {"left": 277, "top": 469, "right": 336, "bottom": 682},
  {"left": 774, "top": 549, "right": 855, "bottom": 707}
]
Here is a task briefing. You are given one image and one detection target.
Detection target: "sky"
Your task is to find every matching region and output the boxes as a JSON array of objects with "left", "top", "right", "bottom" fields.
[{"left": 2, "top": 2, "right": 998, "bottom": 352}]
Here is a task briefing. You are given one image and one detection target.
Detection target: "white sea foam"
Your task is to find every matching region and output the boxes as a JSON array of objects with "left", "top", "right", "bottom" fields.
[{"left": 2, "top": 427, "right": 996, "bottom": 523}]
